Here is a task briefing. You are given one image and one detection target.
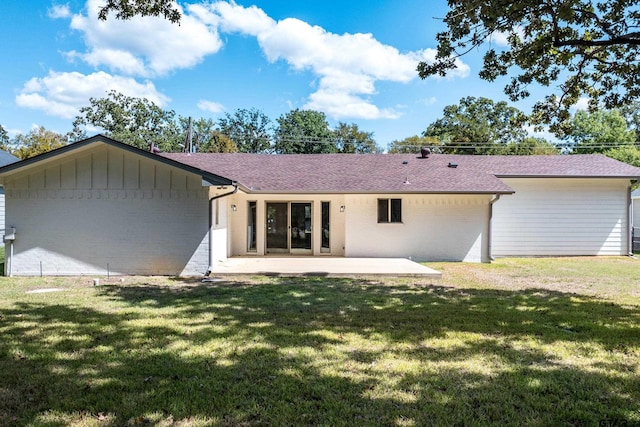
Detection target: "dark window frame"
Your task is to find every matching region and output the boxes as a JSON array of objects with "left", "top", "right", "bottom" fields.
[{"left": 377, "top": 198, "right": 402, "bottom": 223}]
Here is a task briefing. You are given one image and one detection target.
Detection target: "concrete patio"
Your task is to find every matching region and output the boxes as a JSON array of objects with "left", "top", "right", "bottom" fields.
[{"left": 209, "top": 257, "right": 442, "bottom": 278}]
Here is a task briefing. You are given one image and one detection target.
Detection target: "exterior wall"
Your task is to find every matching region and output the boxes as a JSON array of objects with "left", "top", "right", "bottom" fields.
[
  {"left": 492, "top": 178, "right": 631, "bottom": 256},
  {"left": 226, "top": 193, "right": 346, "bottom": 257},
  {"left": 0, "top": 188, "right": 5, "bottom": 231},
  {"left": 633, "top": 198, "right": 640, "bottom": 230},
  {"left": 344, "top": 194, "right": 491, "bottom": 262},
  {"left": 4, "top": 144, "right": 211, "bottom": 276}
]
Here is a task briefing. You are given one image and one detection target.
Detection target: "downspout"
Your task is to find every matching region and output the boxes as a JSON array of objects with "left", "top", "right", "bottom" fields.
[
  {"left": 628, "top": 182, "right": 635, "bottom": 257},
  {"left": 488, "top": 194, "right": 501, "bottom": 262},
  {"left": 206, "top": 183, "right": 238, "bottom": 276}
]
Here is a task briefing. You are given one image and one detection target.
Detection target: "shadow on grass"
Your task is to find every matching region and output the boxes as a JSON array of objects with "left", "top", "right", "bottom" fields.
[{"left": 1, "top": 277, "right": 639, "bottom": 426}]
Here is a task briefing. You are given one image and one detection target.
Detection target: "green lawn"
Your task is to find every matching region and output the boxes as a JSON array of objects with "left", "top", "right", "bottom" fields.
[{"left": 1, "top": 258, "right": 639, "bottom": 426}]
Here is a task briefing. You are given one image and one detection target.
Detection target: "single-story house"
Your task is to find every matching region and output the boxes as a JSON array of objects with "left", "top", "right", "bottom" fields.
[{"left": 0, "top": 134, "right": 638, "bottom": 276}]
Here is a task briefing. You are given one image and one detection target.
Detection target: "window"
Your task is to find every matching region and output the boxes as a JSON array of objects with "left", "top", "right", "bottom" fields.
[
  {"left": 378, "top": 198, "right": 402, "bottom": 223},
  {"left": 247, "top": 201, "right": 257, "bottom": 251},
  {"left": 321, "top": 201, "right": 330, "bottom": 252}
]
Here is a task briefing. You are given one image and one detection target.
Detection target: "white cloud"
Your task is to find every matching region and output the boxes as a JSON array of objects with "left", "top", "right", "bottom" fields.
[
  {"left": 421, "top": 97, "right": 437, "bottom": 106},
  {"left": 47, "top": 0, "right": 470, "bottom": 122},
  {"left": 15, "top": 70, "right": 169, "bottom": 118},
  {"left": 48, "top": 4, "right": 71, "bottom": 19},
  {"left": 195, "top": 2, "right": 470, "bottom": 120},
  {"left": 68, "top": 0, "right": 223, "bottom": 77},
  {"left": 198, "top": 100, "right": 225, "bottom": 114},
  {"left": 571, "top": 97, "right": 590, "bottom": 111},
  {"left": 488, "top": 27, "right": 525, "bottom": 46}
]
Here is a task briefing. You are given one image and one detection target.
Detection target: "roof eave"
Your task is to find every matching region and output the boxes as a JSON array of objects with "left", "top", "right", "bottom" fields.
[
  {"left": 497, "top": 174, "right": 640, "bottom": 179},
  {"left": 237, "top": 189, "right": 515, "bottom": 195}
]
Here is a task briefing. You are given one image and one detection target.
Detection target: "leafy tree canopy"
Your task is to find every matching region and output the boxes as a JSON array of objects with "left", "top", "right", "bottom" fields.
[
  {"left": 423, "top": 96, "right": 528, "bottom": 154},
  {"left": 499, "top": 137, "right": 559, "bottom": 155},
  {"left": 562, "top": 109, "right": 636, "bottom": 154},
  {"left": 178, "top": 117, "right": 237, "bottom": 153},
  {"left": 605, "top": 145, "right": 640, "bottom": 168},
  {"left": 72, "top": 90, "right": 181, "bottom": 151},
  {"left": 0, "top": 125, "right": 9, "bottom": 151},
  {"left": 98, "top": 0, "right": 181, "bottom": 23},
  {"left": 388, "top": 135, "right": 441, "bottom": 154},
  {"left": 333, "top": 122, "right": 381, "bottom": 154},
  {"left": 11, "top": 126, "right": 67, "bottom": 159},
  {"left": 217, "top": 108, "right": 272, "bottom": 153},
  {"left": 274, "top": 109, "right": 336, "bottom": 154},
  {"left": 418, "top": 1, "right": 640, "bottom": 132}
]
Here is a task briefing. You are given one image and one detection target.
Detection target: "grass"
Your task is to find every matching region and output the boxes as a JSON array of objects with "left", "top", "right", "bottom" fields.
[{"left": 0, "top": 258, "right": 639, "bottom": 426}]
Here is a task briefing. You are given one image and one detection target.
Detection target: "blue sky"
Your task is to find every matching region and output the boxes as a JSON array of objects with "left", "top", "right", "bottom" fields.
[{"left": 0, "top": 0, "right": 546, "bottom": 149}]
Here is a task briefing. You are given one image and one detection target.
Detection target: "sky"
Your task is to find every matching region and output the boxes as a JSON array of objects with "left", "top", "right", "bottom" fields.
[{"left": 0, "top": 0, "right": 551, "bottom": 150}]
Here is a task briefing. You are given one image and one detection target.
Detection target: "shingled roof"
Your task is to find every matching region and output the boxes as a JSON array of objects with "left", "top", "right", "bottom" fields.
[{"left": 161, "top": 152, "right": 640, "bottom": 194}]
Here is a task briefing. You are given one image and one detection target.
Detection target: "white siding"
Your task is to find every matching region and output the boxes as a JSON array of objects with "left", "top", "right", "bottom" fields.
[
  {"left": 493, "top": 178, "right": 630, "bottom": 256},
  {"left": 0, "top": 188, "right": 5, "bottom": 232},
  {"left": 4, "top": 145, "right": 211, "bottom": 276},
  {"left": 345, "top": 194, "right": 491, "bottom": 262}
]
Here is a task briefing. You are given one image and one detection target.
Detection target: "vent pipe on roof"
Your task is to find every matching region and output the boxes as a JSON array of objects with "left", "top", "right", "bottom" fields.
[{"left": 420, "top": 147, "right": 431, "bottom": 158}]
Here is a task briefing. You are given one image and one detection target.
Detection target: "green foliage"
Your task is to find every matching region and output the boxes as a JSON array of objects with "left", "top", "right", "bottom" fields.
[
  {"left": 418, "top": 1, "right": 640, "bottom": 133},
  {"left": 387, "top": 135, "right": 441, "bottom": 154},
  {"left": 423, "top": 96, "right": 528, "bottom": 154},
  {"left": 217, "top": 108, "right": 272, "bottom": 153},
  {"left": 98, "top": 0, "right": 181, "bottom": 23},
  {"left": 205, "top": 131, "right": 238, "bottom": 153},
  {"left": 0, "top": 124, "right": 9, "bottom": 151},
  {"left": 11, "top": 126, "right": 67, "bottom": 159},
  {"left": 333, "top": 122, "right": 381, "bottom": 153},
  {"left": 562, "top": 109, "right": 636, "bottom": 154},
  {"left": 73, "top": 90, "right": 182, "bottom": 151},
  {"left": 499, "top": 137, "right": 560, "bottom": 155},
  {"left": 605, "top": 146, "right": 640, "bottom": 167},
  {"left": 178, "top": 117, "right": 237, "bottom": 153},
  {"left": 274, "top": 109, "right": 336, "bottom": 154}
]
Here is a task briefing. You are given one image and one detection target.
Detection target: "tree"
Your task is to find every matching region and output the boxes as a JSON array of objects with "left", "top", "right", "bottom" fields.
[
  {"left": 204, "top": 131, "right": 238, "bottom": 153},
  {"left": 333, "top": 122, "right": 381, "bottom": 153},
  {"left": 98, "top": 0, "right": 181, "bottom": 23},
  {"left": 605, "top": 146, "right": 640, "bottom": 168},
  {"left": 0, "top": 125, "right": 9, "bottom": 151},
  {"left": 217, "top": 108, "right": 272, "bottom": 153},
  {"left": 388, "top": 135, "right": 441, "bottom": 154},
  {"left": 499, "top": 137, "right": 560, "bottom": 155},
  {"left": 418, "top": 1, "right": 640, "bottom": 132},
  {"left": 179, "top": 116, "right": 237, "bottom": 153},
  {"left": 562, "top": 109, "right": 635, "bottom": 154},
  {"left": 273, "top": 109, "right": 336, "bottom": 154},
  {"left": 73, "top": 90, "right": 181, "bottom": 151},
  {"left": 11, "top": 127, "right": 67, "bottom": 159},
  {"left": 423, "top": 97, "right": 527, "bottom": 154}
]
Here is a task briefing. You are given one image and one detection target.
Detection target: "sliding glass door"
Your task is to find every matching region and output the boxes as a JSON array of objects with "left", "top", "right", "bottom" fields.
[{"left": 265, "top": 202, "right": 312, "bottom": 254}]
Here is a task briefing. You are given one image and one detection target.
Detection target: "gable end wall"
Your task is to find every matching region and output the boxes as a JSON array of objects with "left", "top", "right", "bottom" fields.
[{"left": 4, "top": 145, "right": 210, "bottom": 276}]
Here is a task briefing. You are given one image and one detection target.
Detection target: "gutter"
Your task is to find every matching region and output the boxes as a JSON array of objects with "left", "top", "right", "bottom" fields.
[
  {"left": 487, "top": 194, "right": 501, "bottom": 262},
  {"left": 206, "top": 183, "right": 238, "bottom": 276}
]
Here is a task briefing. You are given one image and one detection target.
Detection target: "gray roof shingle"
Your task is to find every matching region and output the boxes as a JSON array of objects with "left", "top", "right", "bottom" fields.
[{"left": 161, "top": 153, "right": 640, "bottom": 194}]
